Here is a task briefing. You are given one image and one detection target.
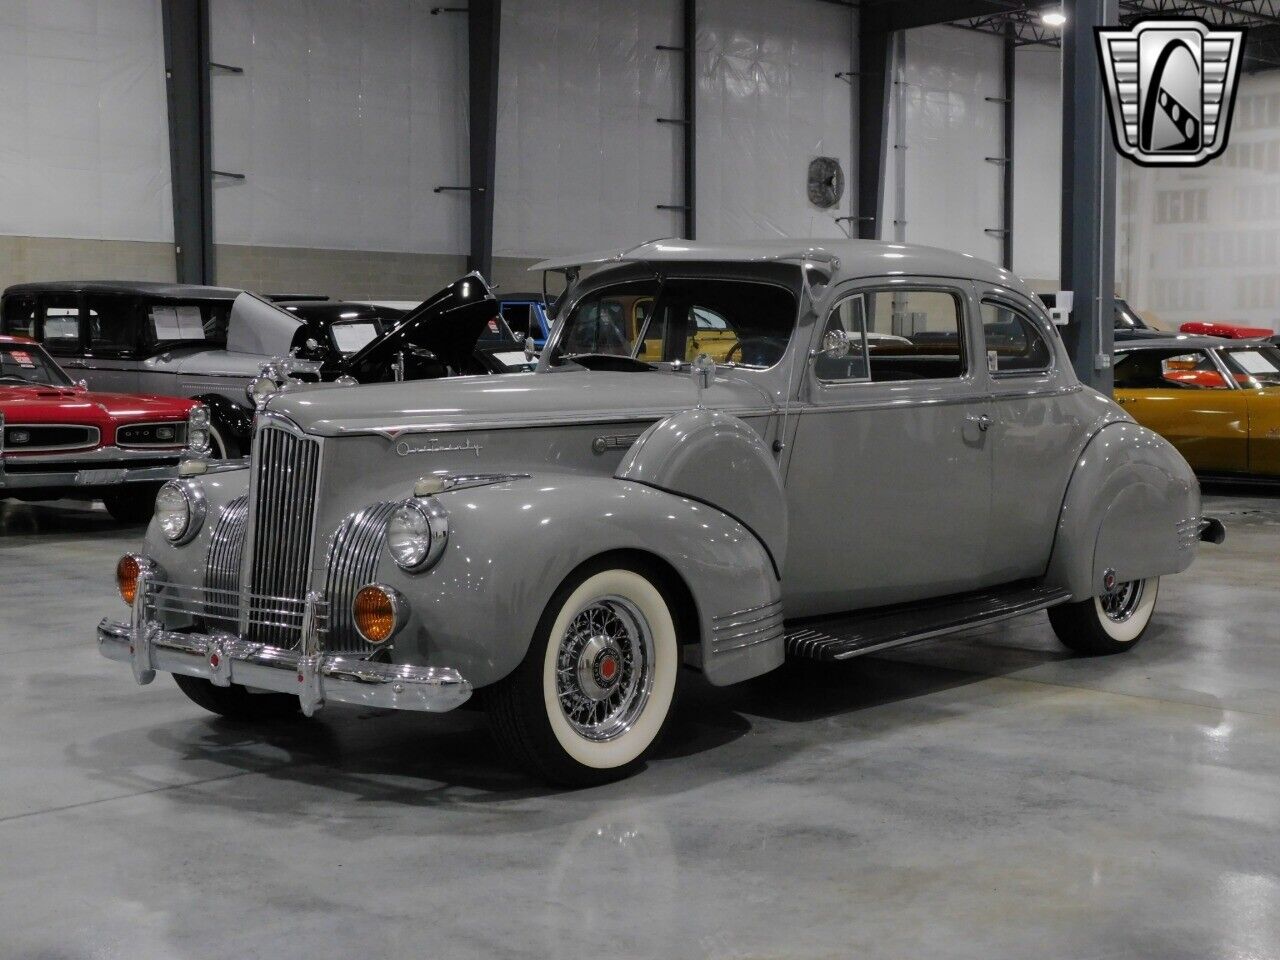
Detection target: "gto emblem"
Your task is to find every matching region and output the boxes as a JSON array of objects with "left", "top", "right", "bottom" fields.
[{"left": 395, "top": 437, "right": 482, "bottom": 458}]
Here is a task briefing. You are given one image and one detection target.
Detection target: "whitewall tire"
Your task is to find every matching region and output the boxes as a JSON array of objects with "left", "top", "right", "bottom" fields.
[
  {"left": 487, "top": 559, "right": 681, "bottom": 786},
  {"left": 1048, "top": 576, "right": 1160, "bottom": 655}
]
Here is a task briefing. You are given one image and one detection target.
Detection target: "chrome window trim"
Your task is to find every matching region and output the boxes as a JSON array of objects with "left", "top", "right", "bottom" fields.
[{"left": 979, "top": 295, "right": 1055, "bottom": 379}]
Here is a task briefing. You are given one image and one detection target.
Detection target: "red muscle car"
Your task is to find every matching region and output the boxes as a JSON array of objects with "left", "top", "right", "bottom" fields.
[{"left": 0, "top": 335, "right": 205, "bottom": 521}]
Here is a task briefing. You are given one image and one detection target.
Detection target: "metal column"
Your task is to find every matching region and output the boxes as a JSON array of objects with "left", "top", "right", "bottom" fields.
[
  {"left": 1060, "top": 0, "right": 1119, "bottom": 392},
  {"left": 681, "top": 0, "right": 696, "bottom": 241},
  {"left": 856, "top": 11, "right": 892, "bottom": 240},
  {"left": 467, "top": 0, "right": 501, "bottom": 282},
  {"left": 161, "top": 0, "right": 214, "bottom": 285},
  {"left": 1001, "top": 27, "right": 1015, "bottom": 269}
]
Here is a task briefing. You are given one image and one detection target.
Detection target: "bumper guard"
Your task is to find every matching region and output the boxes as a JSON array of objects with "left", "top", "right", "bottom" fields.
[{"left": 97, "top": 569, "right": 471, "bottom": 715}]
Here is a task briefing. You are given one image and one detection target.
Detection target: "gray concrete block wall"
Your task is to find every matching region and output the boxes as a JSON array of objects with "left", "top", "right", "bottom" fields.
[{"left": 0, "top": 237, "right": 547, "bottom": 304}]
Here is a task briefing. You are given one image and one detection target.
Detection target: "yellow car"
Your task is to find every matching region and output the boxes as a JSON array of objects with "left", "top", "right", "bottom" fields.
[{"left": 1114, "top": 337, "right": 1280, "bottom": 478}]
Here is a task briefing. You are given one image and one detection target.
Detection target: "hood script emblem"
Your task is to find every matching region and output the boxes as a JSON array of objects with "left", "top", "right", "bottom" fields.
[{"left": 395, "top": 436, "right": 482, "bottom": 458}]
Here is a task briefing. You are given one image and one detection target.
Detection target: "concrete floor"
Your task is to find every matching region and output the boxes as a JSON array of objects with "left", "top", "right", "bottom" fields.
[{"left": 1, "top": 489, "right": 1277, "bottom": 960}]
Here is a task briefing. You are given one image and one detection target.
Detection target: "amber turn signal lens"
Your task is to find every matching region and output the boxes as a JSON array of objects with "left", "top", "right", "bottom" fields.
[
  {"left": 117, "top": 555, "right": 140, "bottom": 606},
  {"left": 353, "top": 585, "right": 400, "bottom": 644}
]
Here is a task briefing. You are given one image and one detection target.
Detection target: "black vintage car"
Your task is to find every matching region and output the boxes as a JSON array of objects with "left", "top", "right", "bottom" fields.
[{"left": 0, "top": 276, "right": 525, "bottom": 459}]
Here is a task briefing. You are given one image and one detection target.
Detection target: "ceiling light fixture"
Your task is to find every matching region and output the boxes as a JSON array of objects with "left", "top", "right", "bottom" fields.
[{"left": 1042, "top": 9, "right": 1067, "bottom": 27}]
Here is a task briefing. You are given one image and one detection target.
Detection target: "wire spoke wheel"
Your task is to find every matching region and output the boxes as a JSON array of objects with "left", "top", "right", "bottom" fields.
[
  {"left": 554, "top": 595, "right": 654, "bottom": 742},
  {"left": 1098, "top": 578, "right": 1145, "bottom": 623}
]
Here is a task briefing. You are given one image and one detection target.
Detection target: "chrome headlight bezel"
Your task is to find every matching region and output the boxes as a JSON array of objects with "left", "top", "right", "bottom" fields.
[
  {"left": 385, "top": 497, "right": 449, "bottom": 572},
  {"left": 187, "top": 404, "right": 211, "bottom": 455},
  {"left": 155, "top": 478, "right": 206, "bottom": 545}
]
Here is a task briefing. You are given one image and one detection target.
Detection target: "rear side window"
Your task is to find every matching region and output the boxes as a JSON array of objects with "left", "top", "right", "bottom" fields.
[
  {"left": 981, "top": 301, "right": 1052, "bottom": 375},
  {"left": 85, "top": 295, "right": 142, "bottom": 357},
  {"left": 1115, "top": 349, "right": 1228, "bottom": 390},
  {"left": 865, "top": 288, "right": 966, "bottom": 381}
]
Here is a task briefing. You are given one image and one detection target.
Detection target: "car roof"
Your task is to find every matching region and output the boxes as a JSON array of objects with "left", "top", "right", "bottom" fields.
[
  {"left": 2, "top": 280, "right": 244, "bottom": 299},
  {"left": 1114, "top": 334, "right": 1233, "bottom": 351},
  {"left": 531, "top": 238, "right": 1029, "bottom": 294}
]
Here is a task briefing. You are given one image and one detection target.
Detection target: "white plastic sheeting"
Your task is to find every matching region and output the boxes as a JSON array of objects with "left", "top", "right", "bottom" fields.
[
  {"left": 695, "top": 0, "right": 854, "bottom": 243},
  {"left": 0, "top": 0, "right": 172, "bottom": 242},
  {"left": 1012, "top": 46, "right": 1061, "bottom": 285},
  {"left": 493, "top": 0, "right": 682, "bottom": 259},
  {"left": 882, "top": 25, "right": 1004, "bottom": 265},
  {"left": 1117, "top": 69, "right": 1280, "bottom": 332},
  {"left": 209, "top": 0, "right": 469, "bottom": 254}
]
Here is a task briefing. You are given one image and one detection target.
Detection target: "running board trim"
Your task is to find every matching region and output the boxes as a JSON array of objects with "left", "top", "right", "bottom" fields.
[{"left": 784, "top": 584, "right": 1072, "bottom": 661}]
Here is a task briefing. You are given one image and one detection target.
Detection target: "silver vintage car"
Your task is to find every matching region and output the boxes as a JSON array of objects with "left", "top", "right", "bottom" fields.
[{"left": 96, "top": 240, "right": 1223, "bottom": 786}]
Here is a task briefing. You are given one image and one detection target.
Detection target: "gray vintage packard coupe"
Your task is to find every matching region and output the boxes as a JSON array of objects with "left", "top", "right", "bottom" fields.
[{"left": 97, "top": 240, "right": 1223, "bottom": 785}]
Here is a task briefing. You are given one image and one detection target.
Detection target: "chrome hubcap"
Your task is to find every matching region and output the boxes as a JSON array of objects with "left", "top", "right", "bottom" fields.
[
  {"left": 1100, "top": 578, "right": 1145, "bottom": 623},
  {"left": 556, "top": 596, "right": 653, "bottom": 742}
]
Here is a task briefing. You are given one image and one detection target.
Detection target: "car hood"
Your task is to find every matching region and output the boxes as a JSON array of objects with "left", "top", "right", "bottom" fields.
[
  {"left": 0, "top": 385, "right": 195, "bottom": 424},
  {"left": 340, "top": 273, "right": 502, "bottom": 380},
  {"left": 266, "top": 368, "right": 777, "bottom": 437}
]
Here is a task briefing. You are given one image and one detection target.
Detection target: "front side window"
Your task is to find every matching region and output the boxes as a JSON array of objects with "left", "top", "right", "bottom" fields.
[
  {"left": 40, "top": 297, "right": 81, "bottom": 355},
  {"left": 1114, "top": 349, "right": 1228, "bottom": 390},
  {"left": 555, "top": 278, "right": 796, "bottom": 370},
  {"left": 864, "top": 288, "right": 966, "bottom": 381},
  {"left": 981, "top": 301, "right": 1052, "bottom": 375}
]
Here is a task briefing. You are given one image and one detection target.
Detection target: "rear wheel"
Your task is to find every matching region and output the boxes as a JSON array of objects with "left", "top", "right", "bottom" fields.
[
  {"left": 173, "top": 674, "right": 300, "bottom": 721},
  {"left": 486, "top": 559, "right": 681, "bottom": 787},
  {"left": 1048, "top": 576, "right": 1160, "bottom": 655},
  {"left": 103, "top": 485, "right": 160, "bottom": 524}
]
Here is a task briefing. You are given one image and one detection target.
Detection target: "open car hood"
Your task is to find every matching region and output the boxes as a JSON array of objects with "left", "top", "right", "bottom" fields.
[{"left": 340, "top": 274, "right": 500, "bottom": 380}]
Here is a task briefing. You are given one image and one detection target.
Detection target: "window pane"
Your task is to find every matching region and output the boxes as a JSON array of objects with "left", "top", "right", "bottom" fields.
[
  {"left": 559, "top": 281, "right": 658, "bottom": 358},
  {"left": 84, "top": 296, "right": 142, "bottom": 355},
  {"left": 865, "top": 289, "right": 965, "bottom": 381},
  {"left": 40, "top": 297, "right": 81, "bottom": 355},
  {"left": 501, "top": 303, "right": 533, "bottom": 337},
  {"left": 981, "top": 301, "right": 1052, "bottom": 374},
  {"left": 1114, "top": 350, "right": 1228, "bottom": 389},
  {"left": 1, "top": 295, "right": 37, "bottom": 337},
  {"left": 815, "top": 295, "right": 869, "bottom": 381}
]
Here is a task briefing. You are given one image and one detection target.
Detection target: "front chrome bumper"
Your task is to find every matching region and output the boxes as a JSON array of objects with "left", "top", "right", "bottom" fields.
[
  {"left": 1, "top": 446, "right": 182, "bottom": 491},
  {"left": 97, "top": 569, "right": 471, "bottom": 715}
]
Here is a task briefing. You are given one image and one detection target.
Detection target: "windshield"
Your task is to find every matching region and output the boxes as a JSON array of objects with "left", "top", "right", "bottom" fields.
[
  {"left": 553, "top": 277, "right": 796, "bottom": 369},
  {"left": 1114, "top": 300, "right": 1146, "bottom": 330},
  {"left": 0, "top": 342, "right": 73, "bottom": 387},
  {"left": 1220, "top": 345, "right": 1280, "bottom": 387}
]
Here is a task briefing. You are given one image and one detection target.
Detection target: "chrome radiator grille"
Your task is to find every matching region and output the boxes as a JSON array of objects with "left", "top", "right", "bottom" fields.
[
  {"left": 202, "top": 496, "right": 249, "bottom": 629},
  {"left": 246, "top": 424, "right": 321, "bottom": 646},
  {"left": 323, "top": 501, "right": 397, "bottom": 655}
]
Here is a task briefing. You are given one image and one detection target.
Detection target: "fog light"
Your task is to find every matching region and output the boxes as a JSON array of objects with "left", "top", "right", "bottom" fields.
[
  {"left": 353, "top": 584, "right": 407, "bottom": 644},
  {"left": 117, "top": 555, "right": 140, "bottom": 605}
]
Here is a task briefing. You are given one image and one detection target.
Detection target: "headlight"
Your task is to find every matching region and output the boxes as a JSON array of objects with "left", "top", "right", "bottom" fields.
[
  {"left": 385, "top": 497, "right": 448, "bottom": 571},
  {"left": 353, "top": 584, "right": 408, "bottom": 644},
  {"left": 154, "top": 479, "right": 206, "bottom": 545},
  {"left": 187, "top": 405, "right": 210, "bottom": 454},
  {"left": 246, "top": 376, "right": 277, "bottom": 407}
]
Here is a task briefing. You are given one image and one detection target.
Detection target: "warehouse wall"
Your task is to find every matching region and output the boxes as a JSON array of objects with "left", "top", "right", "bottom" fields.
[
  {"left": 695, "top": 0, "right": 854, "bottom": 243},
  {"left": 209, "top": 0, "right": 470, "bottom": 297},
  {"left": 882, "top": 25, "right": 1005, "bottom": 265},
  {"left": 0, "top": 0, "right": 175, "bottom": 289},
  {"left": 1118, "top": 69, "right": 1280, "bottom": 333}
]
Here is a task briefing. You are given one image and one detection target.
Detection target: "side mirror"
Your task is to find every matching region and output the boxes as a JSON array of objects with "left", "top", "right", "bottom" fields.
[
  {"left": 524, "top": 337, "right": 537, "bottom": 362},
  {"left": 75, "top": 379, "right": 89, "bottom": 392}
]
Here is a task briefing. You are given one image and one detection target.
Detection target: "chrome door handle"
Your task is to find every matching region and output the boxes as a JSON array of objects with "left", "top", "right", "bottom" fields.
[{"left": 966, "top": 413, "right": 992, "bottom": 432}]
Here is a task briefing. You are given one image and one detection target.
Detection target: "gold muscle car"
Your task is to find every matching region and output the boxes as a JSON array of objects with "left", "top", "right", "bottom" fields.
[{"left": 1114, "top": 336, "right": 1280, "bottom": 479}]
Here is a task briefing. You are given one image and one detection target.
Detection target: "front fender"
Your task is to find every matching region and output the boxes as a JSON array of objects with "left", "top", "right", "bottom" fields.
[
  {"left": 370, "top": 474, "right": 783, "bottom": 688},
  {"left": 615, "top": 407, "right": 786, "bottom": 573},
  {"left": 1046, "top": 421, "right": 1201, "bottom": 600}
]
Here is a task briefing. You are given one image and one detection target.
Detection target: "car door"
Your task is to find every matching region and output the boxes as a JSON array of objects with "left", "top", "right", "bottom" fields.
[
  {"left": 783, "top": 278, "right": 994, "bottom": 617},
  {"left": 977, "top": 292, "right": 1094, "bottom": 582},
  {"left": 1113, "top": 347, "right": 1249, "bottom": 473},
  {"left": 81, "top": 294, "right": 143, "bottom": 394},
  {"left": 1214, "top": 344, "right": 1280, "bottom": 476}
]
